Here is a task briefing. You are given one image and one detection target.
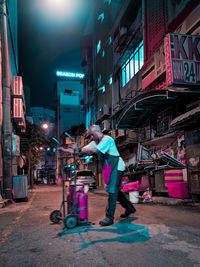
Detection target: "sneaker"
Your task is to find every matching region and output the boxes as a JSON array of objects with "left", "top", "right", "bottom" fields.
[
  {"left": 120, "top": 207, "right": 136, "bottom": 218},
  {"left": 99, "top": 218, "right": 114, "bottom": 226}
]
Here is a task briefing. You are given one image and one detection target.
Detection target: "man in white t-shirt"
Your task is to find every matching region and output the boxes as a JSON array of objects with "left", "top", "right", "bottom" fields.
[{"left": 77, "top": 125, "right": 136, "bottom": 226}]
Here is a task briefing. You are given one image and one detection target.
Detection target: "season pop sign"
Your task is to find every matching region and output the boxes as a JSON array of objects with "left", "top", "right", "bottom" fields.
[
  {"left": 165, "top": 33, "right": 200, "bottom": 86},
  {"left": 56, "top": 71, "right": 85, "bottom": 79}
]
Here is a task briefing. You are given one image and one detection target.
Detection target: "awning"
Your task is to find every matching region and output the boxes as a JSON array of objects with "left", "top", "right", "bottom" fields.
[
  {"left": 143, "top": 132, "right": 177, "bottom": 148},
  {"left": 116, "top": 89, "right": 200, "bottom": 129},
  {"left": 170, "top": 106, "right": 200, "bottom": 128}
]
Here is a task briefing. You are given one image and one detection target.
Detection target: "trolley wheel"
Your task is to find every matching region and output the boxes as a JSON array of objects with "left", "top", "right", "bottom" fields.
[
  {"left": 64, "top": 215, "right": 78, "bottom": 229},
  {"left": 50, "top": 210, "right": 62, "bottom": 223}
]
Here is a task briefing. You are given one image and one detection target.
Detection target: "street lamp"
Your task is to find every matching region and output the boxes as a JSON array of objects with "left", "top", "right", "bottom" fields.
[{"left": 41, "top": 122, "right": 49, "bottom": 130}]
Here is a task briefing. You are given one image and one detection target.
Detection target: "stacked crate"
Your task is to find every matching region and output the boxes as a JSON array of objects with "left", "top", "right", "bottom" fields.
[{"left": 164, "top": 169, "right": 191, "bottom": 199}]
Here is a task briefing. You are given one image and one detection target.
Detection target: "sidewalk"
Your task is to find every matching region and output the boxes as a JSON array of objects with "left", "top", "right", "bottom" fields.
[
  {"left": 94, "top": 187, "right": 200, "bottom": 206},
  {"left": 0, "top": 194, "right": 14, "bottom": 208}
]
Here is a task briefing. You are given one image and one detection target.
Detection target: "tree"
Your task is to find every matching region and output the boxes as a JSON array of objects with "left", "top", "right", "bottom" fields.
[{"left": 20, "top": 120, "right": 49, "bottom": 188}]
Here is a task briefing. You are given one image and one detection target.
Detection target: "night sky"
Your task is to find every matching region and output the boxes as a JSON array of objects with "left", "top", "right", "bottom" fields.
[{"left": 18, "top": 0, "right": 93, "bottom": 109}]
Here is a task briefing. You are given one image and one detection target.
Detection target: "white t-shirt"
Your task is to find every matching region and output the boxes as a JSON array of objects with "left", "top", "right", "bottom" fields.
[{"left": 84, "top": 135, "right": 125, "bottom": 171}]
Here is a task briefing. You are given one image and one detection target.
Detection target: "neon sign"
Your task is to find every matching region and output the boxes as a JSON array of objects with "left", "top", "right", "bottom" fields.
[{"left": 56, "top": 71, "right": 85, "bottom": 79}]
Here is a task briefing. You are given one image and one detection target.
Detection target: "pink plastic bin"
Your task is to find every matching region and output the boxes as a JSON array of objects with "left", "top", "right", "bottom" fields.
[{"left": 167, "top": 182, "right": 191, "bottom": 199}]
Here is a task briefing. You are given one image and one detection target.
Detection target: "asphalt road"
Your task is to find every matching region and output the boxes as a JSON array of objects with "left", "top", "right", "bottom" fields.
[{"left": 0, "top": 185, "right": 200, "bottom": 267}]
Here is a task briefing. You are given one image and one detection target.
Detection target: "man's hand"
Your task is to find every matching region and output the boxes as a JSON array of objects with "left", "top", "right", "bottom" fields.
[
  {"left": 71, "top": 143, "right": 79, "bottom": 152},
  {"left": 57, "top": 147, "right": 73, "bottom": 154}
]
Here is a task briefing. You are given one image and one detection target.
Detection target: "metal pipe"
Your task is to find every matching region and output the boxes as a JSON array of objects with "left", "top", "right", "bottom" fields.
[{"left": 0, "top": 0, "right": 12, "bottom": 199}]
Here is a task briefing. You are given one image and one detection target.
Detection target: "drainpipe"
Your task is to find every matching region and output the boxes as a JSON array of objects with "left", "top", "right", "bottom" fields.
[{"left": 0, "top": 0, "right": 12, "bottom": 199}]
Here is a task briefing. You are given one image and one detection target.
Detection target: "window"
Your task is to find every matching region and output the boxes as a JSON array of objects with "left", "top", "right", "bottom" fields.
[
  {"left": 121, "top": 41, "right": 144, "bottom": 87},
  {"left": 98, "top": 12, "right": 104, "bottom": 22},
  {"left": 97, "top": 40, "right": 101, "bottom": 54},
  {"left": 108, "top": 36, "right": 112, "bottom": 44},
  {"left": 130, "top": 57, "right": 134, "bottom": 78},
  {"left": 122, "top": 65, "right": 126, "bottom": 87},
  {"left": 139, "top": 41, "right": 144, "bottom": 69},
  {"left": 97, "top": 75, "right": 101, "bottom": 87},
  {"left": 108, "top": 75, "right": 112, "bottom": 85},
  {"left": 135, "top": 49, "right": 139, "bottom": 74},
  {"left": 98, "top": 85, "right": 105, "bottom": 93},
  {"left": 64, "top": 89, "right": 72, "bottom": 94},
  {"left": 104, "top": 0, "right": 111, "bottom": 5},
  {"left": 157, "top": 108, "right": 172, "bottom": 135}
]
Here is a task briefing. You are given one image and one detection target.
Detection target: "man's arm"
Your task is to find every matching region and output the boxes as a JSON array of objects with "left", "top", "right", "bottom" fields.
[
  {"left": 81, "top": 146, "right": 98, "bottom": 155},
  {"left": 57, "top": 147, "right": 74, "bottom": 153}
]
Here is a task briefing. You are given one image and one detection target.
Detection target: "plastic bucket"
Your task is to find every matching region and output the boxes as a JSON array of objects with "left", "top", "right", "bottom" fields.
[{"left": 129, "top": 191, "right": 139, "bottom": 204}]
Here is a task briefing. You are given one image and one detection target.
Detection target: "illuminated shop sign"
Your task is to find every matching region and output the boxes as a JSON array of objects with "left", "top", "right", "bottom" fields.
[
  {"left": 56, "top": 71, "right": 85, "bottom": 79},
  {"left": 165, "top": 33, "right": 200, "bottom": 86}
]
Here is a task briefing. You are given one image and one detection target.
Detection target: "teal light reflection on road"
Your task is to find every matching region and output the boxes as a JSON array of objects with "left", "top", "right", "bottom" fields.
[{"left": 57, "top": 219, "right": 150, "bottom": 251}]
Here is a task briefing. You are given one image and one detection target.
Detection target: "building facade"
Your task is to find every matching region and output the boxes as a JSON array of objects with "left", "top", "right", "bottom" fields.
[
  {"left": 0, "top": 0, "right": 26, "bottom": 198},
  {"left": 81, "top": 0, "right": 200, "bottom": 198},
  {"left": 56, "top": 78, "right": 84, "bottom": 138}
]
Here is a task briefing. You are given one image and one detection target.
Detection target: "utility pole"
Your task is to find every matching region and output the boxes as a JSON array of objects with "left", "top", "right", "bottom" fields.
[{"left": 0, "top": 0, "right": 12, "bottom": 199}]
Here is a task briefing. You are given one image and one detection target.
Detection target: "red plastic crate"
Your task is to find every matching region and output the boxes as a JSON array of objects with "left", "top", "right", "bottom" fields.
[{"left": 167, "top": 182, "right": 191, "bottom": 199}]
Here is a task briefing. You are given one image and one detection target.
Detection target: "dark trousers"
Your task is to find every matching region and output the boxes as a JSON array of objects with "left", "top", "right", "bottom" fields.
[{"left": 106, "top": 171, "right": 135, "bottom": 220}]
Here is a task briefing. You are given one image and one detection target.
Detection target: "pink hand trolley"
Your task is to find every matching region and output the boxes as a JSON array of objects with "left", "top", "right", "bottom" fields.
[{"left": 50, "top": 142, "right": 88, "bottom": 229}]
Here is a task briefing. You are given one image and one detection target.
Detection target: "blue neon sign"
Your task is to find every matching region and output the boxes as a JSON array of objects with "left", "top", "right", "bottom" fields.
[{"left": 56, "top": 71, "right": 85, "bottom": 79}]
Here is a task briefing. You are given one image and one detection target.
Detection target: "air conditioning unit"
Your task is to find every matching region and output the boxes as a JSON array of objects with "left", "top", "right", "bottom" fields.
[
  {"left": 127, "top": 130, "right": 138, "bottom": 140},
  {"left": 13, "top": 76, "right": 23, "bottom": 96},
  {"left": 110, "top": 130, "right": 116, "bottom": 139},
  {"left": 102, "top": 120, "right": 110, "bottom": 132},
  {"left": 13, "top": 98, "right": 23, "bottom": 120},
  {"left": 96, "top": 110, "right": 102, "bottom": 122},
  {"left": 116, "top": 129, "right": 125, "bottom": 138},
  {"left": 102, "top": 104, "right": 110, "bottom": 117},
  {"left": 12, "top": 134, "right": 20, "bottom": 156}
]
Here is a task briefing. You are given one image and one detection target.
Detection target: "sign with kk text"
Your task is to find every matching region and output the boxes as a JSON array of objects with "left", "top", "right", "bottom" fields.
[{"left": 164, "top": 33, "right": 200, "bottom": 86}]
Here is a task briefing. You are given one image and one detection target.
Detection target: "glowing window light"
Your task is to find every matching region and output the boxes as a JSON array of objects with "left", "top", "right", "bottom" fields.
[
  {"left": 122, "top": 66, "right": 126, "bottom": 87},
  {"left": 97, "top": 40, "right": 101, "bottom": 54},
  {"left": 135, "top": 51, "right": 139, "bottom": 74},
  {"left": 109, "top": 75, "right": 112, "bottom": 85},
  {"left": 97, "top": 75, "right": 101, "bottom": 87},
  {"left": 98, "top": 85, "right": 105, "bottom": 93},
  {"left": 121, "top": 41, "right": 144, "bottom": 87},
  {"left": 102, "top": 50, "right": 105, "bottom": 57},
  {"left": 98, "top": 12, "right": 104, "bottom": 22},
  {"left": 56, "top": 71, "right": 84, "bottom": 79}
]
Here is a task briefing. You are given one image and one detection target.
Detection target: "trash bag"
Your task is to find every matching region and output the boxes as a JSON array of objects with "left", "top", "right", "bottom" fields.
[
  {"left": 120, "top": 177, "right": 129, "bottom": 189},
  {"left": 123, "top": 180, "right": 141, "bottom": 192}
]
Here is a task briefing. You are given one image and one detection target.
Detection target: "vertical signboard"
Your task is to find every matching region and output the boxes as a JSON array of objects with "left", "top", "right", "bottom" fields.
[{"left": 164, "top": 33, "right": 200, "bottom": 86}]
